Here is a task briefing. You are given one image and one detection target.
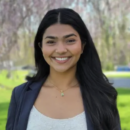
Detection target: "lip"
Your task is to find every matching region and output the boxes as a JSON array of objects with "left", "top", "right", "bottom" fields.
[
  {"left": 52, "top": 56, "right": 71, "bottom": 58},
  {"left": 51, "top": 57, "right": 71, "bottom": 64}
]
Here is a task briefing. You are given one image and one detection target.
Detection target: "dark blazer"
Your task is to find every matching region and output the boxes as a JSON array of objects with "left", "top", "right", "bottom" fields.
[{"left": 6, "top": 77, "right": 121, "bottom": 130}]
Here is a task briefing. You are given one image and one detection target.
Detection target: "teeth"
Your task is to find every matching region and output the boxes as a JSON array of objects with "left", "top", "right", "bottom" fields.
[{"left": 55, "top": 57, "right": 69, "bottom": 61}]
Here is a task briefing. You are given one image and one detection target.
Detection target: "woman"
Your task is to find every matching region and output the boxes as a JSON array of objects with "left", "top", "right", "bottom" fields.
[{"left": 6, "top": 8, "right": 121, "bottom": 130}]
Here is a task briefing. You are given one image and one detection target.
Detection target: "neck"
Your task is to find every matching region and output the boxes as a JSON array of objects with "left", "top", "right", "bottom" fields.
[{"left": 46, "top": 66, "right": 78, "bottom": 90}]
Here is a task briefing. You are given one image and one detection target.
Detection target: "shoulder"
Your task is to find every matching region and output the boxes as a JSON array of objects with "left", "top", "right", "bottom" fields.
[
  {"left": 12, "top": 78, "right": 47, "bottom": 99},
  {"left": 14, "top": 82, "right": 27, "bottom": 93},
  {"left": 14, "top": 80, "right": 34, "bottom": 91},
  {"left": 12, "top": 81, "right": 31, "bottom": 100}
]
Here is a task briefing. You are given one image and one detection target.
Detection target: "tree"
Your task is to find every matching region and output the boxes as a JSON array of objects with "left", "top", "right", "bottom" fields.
[{"left": 0, "top": 0, "right": 73, "bottom": 65}]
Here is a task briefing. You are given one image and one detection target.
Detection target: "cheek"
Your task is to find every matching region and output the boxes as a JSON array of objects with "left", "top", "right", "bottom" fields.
[
  {"left": 41, "top": 47, "right": 53, "bottom": 65},
  {"left": 70, "top": 43, "right": 82, "bottom": 55},
  {"left": 41, "top": 46, "right": 53, "bottom": 57}
]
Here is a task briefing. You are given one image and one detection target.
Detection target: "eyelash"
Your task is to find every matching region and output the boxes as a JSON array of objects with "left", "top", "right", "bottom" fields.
[
  {"left": 47, "top": 41, "right": 55, "bottom": 44},
  {"left": 46, "top": 39, "right": 76, "bottom": 44},
  {"left": 67, "top": 39, "right": 76, "bottom": 43}
]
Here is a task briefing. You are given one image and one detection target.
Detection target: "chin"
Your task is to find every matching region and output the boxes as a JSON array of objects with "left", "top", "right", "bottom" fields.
[
  {"left": 54, "top": 68, "right": 70, "bottom": 73},
  {"left": 53, "top": 64, "right": 77, "bottom": 73}
]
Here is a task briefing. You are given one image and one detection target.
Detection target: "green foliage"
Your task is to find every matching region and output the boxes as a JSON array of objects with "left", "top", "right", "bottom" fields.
[{"left": 104, "top": 62, "right": 114, "bottom": 71}]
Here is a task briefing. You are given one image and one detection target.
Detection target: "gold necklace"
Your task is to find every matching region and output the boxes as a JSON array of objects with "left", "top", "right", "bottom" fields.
[
  {"left": 56, "top": 83, "right": 79, "bottom": 97},
  {"left": 46, "top": 79, "right": 79, "bottom": 97}
]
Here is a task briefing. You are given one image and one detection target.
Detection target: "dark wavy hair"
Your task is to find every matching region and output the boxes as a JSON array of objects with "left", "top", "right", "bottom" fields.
[{"left": 27, "top": 8, "right": 120, "bottom": 130}]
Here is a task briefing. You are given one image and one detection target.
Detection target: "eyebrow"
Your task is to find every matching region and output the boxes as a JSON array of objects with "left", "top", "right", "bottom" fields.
[{"left": 45, "top": 33, "right": 77, "bottom": 39}]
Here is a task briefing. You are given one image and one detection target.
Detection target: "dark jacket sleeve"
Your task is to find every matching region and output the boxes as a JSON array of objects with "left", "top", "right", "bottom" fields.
[{"left": 6, "top": 87, "right": 17, "bottom": 130}]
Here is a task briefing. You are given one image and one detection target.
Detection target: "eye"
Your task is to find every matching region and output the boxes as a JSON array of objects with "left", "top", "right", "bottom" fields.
[
  {"left": 46, "top": 41, "right": 55, "bottom": 44},
  {"left": 66, "top": 39, "right": 76, "bottom": 43}
]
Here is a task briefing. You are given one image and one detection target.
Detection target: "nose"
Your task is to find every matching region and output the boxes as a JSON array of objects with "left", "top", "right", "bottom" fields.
[{"left": 55, "top": 43, "right": 67, "bottom": 54}]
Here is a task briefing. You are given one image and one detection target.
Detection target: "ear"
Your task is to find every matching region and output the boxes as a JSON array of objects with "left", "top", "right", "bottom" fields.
[
  {"left": 81, "top": 43, "right": 86, "bottom": 54},
  {"left": 38, "top": 42, "right": 41, "bottom": 48}
]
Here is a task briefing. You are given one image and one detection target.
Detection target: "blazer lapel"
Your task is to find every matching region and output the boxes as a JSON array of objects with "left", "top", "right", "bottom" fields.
[{"left": 16, "top": 77, "right": 47, "bottom": 130}]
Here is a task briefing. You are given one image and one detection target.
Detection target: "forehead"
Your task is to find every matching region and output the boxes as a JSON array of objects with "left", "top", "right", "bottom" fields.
[{"left": 43, "top": 24, "right": 79, "bottom": 38}]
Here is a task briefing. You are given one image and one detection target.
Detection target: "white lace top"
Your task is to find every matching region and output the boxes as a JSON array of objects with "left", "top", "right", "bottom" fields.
[{"left": 26, "top": 105, "right": 87, "bottom": 130}]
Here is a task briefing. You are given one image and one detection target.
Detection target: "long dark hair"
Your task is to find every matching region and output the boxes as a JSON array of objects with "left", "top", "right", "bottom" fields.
[{"left": 27, "top": 8, "right": 120, "bottom": 130}]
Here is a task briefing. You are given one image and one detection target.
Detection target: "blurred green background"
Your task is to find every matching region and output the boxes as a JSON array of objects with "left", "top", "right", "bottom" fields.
[{"left": 0, "top": 0, "right": 130, "bottom": 130}]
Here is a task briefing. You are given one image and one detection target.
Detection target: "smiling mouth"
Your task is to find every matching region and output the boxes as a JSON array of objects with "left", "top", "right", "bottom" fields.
[{"left": 51, "top": 57, "right": 71, "bottom": 63}]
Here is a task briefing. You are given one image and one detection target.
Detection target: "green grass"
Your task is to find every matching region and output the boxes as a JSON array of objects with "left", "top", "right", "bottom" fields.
[
  {"left": 0, "top": 70, "right": 28, "bottom": 89},
  {"left": 0, "top": 88, "right": 11, "bottom": 129},
  {"left": 0, "top": 88, "right": 130, "bottom": 130},
  {"left": 117, "top": 96, "right": 130, "bottom": 129},
  {"left": 116, "top": 88, "right": 130, "bottom": 95},
  {"left": 104, "top": 71, "right": 130, "bottom": 78},
  {"left": 116, "top": 88, "right": 130, "bottom": 129}
]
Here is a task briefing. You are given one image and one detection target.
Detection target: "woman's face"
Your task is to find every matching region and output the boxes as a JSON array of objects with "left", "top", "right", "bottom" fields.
[{"left": 41, "top": 24, "right": 84, "bottom": 73}]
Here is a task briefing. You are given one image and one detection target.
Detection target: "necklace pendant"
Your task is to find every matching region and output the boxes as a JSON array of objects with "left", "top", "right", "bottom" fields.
[{"left": 61, "top": 92, "right": 64, "bottom": 97}]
